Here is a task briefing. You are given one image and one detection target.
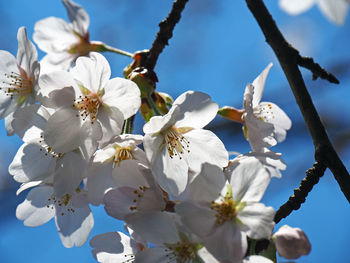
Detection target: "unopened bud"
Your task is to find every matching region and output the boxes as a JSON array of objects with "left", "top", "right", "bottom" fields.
[
  {"left": 272, "top": 225, "right": 311, "bottom": 259},
  {"left": 218, "top": 106, "right": 245, "bottom": 123}
]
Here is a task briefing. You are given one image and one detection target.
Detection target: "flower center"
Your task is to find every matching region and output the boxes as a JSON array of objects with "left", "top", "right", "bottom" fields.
[
  {"left": 165, "top": 239, "right": 201, "bottom": 262},
  {"left": 113, "top": 146, "right": 133, "bottom": 167},
  {"left": 68, "top": 32, "right": 101, "bottom": 57},
  {"left": 210, "top": 185, "right": 245, "bottom": 225},
  {"left": 164, "top": 126, "right": 190, "bottom": 159},
  {"left": 73, "top": 93, "right": 102, "bottom": 123},
  {"left": 47, "top": 193, "right": 75, "bottom": 216},
  {"left": 253, "top": 103, "right": 274, "bottom": 122},
  {"left": 0, "top": 69, "right": 33, "bottom": 103}
]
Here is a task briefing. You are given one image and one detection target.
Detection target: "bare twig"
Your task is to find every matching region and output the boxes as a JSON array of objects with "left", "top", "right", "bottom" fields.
[
  {"left": 274, "top": 162, "right": 326, "bottom": 223},
  {"left": 145, "top": 0, "right": 189, "bottom": 71},
  {"left": 246, "top": 0, "right": 350, "bottom": 217}
]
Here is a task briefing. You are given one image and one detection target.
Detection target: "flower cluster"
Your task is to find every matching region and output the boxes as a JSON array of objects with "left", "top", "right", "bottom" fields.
[{"left": 1, "top": 0, "right": 313, "bottom": 262}]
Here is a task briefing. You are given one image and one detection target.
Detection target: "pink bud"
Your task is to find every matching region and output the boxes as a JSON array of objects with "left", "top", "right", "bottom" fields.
[{"left": 273, "top": 225, "right": 311, "bottom": 259}]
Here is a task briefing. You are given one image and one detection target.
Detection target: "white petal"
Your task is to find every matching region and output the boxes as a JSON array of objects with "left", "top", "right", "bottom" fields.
[
  {"left": 0, "top": 50, "right": 18, "bottom": 76},
  {"left": 17, "top": 27, "right": 38, "bottom": 75},
  {"left": 175, "top": 202, "right": 217, "bottom": 237},
  {"left": 318, "top": 0, "right": 348, "bottom": 25},
  {"left": 251, "top": 63, "right": 273, "bottom": 108},
  {"left": 71, "top": 52, "right": 111, "bottom": 93},
  {"left": 279, "top": 0, "right": 315, "bottom": 15},
  {"left": 143, "top": 106, "right": 180, "bottom": 134},
  {"left": 90, "top": 232, "right": 138, "bottom": 263},
  {"left": 238, "top": 203, "right": 275, "bottom": 239},
  {"left": 125, "top": 211, "right": 180, "bottom": 245},
  {"left": 228, "top": 157, "right": 271, "bottom": 202},
  {"left": 16, "top": 180, "right": 43, "bottom": 195},
  {"left": 102, "top": 77, "right": 141, "bottom": 119},
  {"left": 203, "top": 222, "right": 247, "bottom": 262},
  {"left": 186, "top": 163, "right": 226, "bottom": 203},
  {"left": 33, "top": 17, "right": 77, "bottom": 53},
  {"left": 9, "top": 142, "right": 56, "bottom": 183},
  {"left": 44, "top": 107, "right": 86, "bottom": 153},
  {"left": 173, "top": 91, "right": 218, "bottom": 129},
  {"left": 54, "top": 151, "right": 86, "bottom": 198},
  {"left": 87, "top": 164, "right": 115, "bottom": 206},
  {"left": 97, "top": 106, "right": 124, "bottom": 145},
  {"left": 16, "top": 185, "right": 55, "bottom": 227},
  {"left": 197, "top": 247, "right": 220, "bottom": 263},
  {"left": 143, "top": 133, "right": 163, "bottom": 165},
  {"left": 55, "top": 204, "right": 93, "bottom": 248},
  {"left": 62, "top": 0, "right": 90, "bottom": 35},
  {"left": 185, "top": 129, "right": 228, "bottom": 173},
  {"left": 11, "top": 104, "right": 46, "bottom": 141},
  {"left": 38, "top": 71, "right": 77, "bottom": 108},
  {"left": 112, "top": 159, "right": 149, "bottom": 188},
  {"left": 134, "top": 247, "right": 169, "bottom": 263},
  {"left": 244, "top": 255, "right": 274, "bottom": 263},
  {"left": 79, "top": 120, "right": 102, "bottom": 160},
  {"left": 93, "top": 145, "right": 116, "bottom": 163},
  {"left": 152, "top": 146, "right": 189, "bottom": 196}
]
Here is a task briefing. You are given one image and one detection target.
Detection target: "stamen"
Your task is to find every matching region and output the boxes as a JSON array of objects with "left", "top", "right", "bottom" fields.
[
  {"left": 113, "top": 146, "right": 132, "bottom": 167},
  {"left": 165, "top": 239, "right": 199, "bottom": 262},
  {"left": 73, "top": 93, "right": 102, "bottom": 124},
  {"left": 0, "top": 71, "right": 33, "bottom": 100},
  {"left": 129, "top": 186, "right": 148, "bottom": 212},
  {"left": 164, "top": 127, "right": 190, "bottom": 159},
  {"left": 39, "top": 135, "right": 62, "bottom": 158}
]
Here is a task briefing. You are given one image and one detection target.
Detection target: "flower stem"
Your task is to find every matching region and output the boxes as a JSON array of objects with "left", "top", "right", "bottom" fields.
[
  {"left": 122, "top": 115, "right": 135, "bottom": 134},
  {"left": 100, "top": 44, "right": 133, "bottom": 58},
  {"left": 147, "top": 94, "right": 161, "bottom": 116}
]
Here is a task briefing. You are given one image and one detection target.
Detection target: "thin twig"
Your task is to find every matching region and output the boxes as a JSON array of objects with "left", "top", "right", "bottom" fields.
[
  {"left": 274, "top": 162, "right": 326, "bottom": 223},
  {"left": 145, "top": 0, "right": 189, "bottom": 71},
  {"left": 246, "top": 0, "right": 350, "bottom": 212}
]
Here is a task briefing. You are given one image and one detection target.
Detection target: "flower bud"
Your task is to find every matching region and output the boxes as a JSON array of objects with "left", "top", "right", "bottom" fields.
[{"left": 272, "top": 225, "right": 311, "bottom": 259}]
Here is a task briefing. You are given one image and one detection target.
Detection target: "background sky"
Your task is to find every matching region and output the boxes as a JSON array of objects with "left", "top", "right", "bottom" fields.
[{"left": 0, "top": 0, "right": 350, "bottom": 262}]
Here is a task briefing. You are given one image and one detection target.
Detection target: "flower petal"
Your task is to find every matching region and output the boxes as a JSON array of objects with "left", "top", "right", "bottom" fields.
[
  {"left": 102, "top": 77, "right": 141, "bottom": 119},
  {"left": 55, "top": 203, "right": 93, "bottom": 248},
  {"left": 238, "top": 202, "right": 275, "bottom": 239},
  {"left": 173, "top": 91, "right": 218, "bottom": 129},
  {"left": 279, "top": 0, "right": 315, "bottom": 15},
  {"left": 318, "top": 0, "right": 348, "bottom": 25},
  {"left": 17, "top": 27, "right": 38, "bottom": 75},
  {"left": 251, "top": 63, "right": 273, "bottom": 108},
  {"left": 16, "top": 185, "right": 55, "bottom": 227},
  {"left": 62, "top": 0, "right": 90, "bottom": 35}
]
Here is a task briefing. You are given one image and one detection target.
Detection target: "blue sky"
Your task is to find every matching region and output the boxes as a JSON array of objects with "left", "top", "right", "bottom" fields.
[{"left": 0, "top": 0, "right": 350, "bottom": 262}]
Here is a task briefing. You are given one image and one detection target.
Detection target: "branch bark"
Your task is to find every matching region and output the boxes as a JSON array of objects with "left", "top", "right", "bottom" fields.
[
  {"left": 145, "top": 0, "right": 189, "bottom": 71},
  {"left": 245, "top": 0, "right": 350, "bottom": 218}
]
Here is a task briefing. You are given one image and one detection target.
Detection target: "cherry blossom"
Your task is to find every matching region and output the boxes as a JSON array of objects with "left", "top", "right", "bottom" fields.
[
  {"left": 279, "top": 0, "right": 349, "bottom": 25},
  {"left": 39, "top": 52, "right": 140, "bottom": 154},
  {"left": 143, "top": 91, "right": 228, "bottom": 196},
  {"left": 176, "top": 162, "right": 275, "bottom": 262},
  {"left": 0, "top": 27, "right": 40, "bottom": 135},
  {"left": 243, "top": 63, "right": 291, "bottom": 152},
  {"left": 16, "top": 183, "right": 93, "bottom": 248}
]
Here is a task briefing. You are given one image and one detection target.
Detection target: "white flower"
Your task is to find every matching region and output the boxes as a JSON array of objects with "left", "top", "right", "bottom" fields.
[
  {"left": 143, "top": 91, "right": 228, "bottom": 196},
  {"left": 33, "top": 0, "right": 98, "bottom": 71},
  {"left": 273, "top": 225, "right": 311, "bottom": 259},
  {"left": 225, "top": 149, "right": 286, "bottom": 179},
  {"left": 0, "top": 27, "right": 40, "bottom": 135},
  {"left": 8, "top": 105, "right": 87, "bottom": 198},
  {"left": 16, "top": 183, "right": 93, "bottom": 248},
  {"left": 39, "top": 52, "right": 140, "bottom": 154},
  {"left": 90, "top": 231, "right": 142, "bottom": 263},
  {"left": 243, "top": 63, "right": 291, "bottom": 152},
  {"left": 176, "top": 162, "right": 275, "bottom": 262},
  {"left": 86, "top": 134, "right": 149, "bottom": 205},
  {"left": 279, "top": 0, "right": 348, "bottom": 25}
]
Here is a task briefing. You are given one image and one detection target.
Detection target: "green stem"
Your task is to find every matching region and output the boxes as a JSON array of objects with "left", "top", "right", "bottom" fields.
[
  {"left": 249, "top": 239, "right": 256, "bottom": 256},
  {"left": 100, "top": 43, "right": 133, "bottom": 57},
  {"left": 147, "top": 94, "right": 161, "bottom": 116},
  {"left": 122, "top": 115, "right": 135, "bottom": 134}
]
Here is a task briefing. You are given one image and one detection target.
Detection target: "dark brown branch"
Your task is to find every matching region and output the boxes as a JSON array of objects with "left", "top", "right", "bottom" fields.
[
  {"left": 145, "top": 0, "right": 189, "bottom": 71},
  {"left": 274, "top": 162, "right": 326, "bottom": 223},
  {"left": 298, "top": 56, "right": 339, "bottom": 84},
  {"left": 246, "top": 0, "right": 350, "bottom": 209}
]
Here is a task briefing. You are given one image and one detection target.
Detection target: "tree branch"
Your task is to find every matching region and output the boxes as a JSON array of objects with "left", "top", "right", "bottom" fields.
[
  {"left": 145, "top": 0, "right": 189, "bottom": 71},
  {"left": 246, "top": 0, "right": 350, "bottom": 210},
  {"left": 274, "top": 162, "right": 326, "bottom": 223}
]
